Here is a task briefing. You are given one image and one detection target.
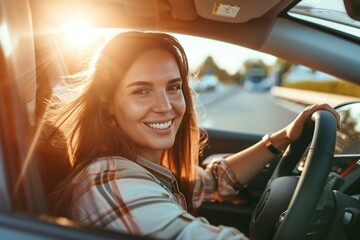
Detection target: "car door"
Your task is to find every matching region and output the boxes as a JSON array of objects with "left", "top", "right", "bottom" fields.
[{"left": 197, "top": 129, "right": 280, "bottom": 235}]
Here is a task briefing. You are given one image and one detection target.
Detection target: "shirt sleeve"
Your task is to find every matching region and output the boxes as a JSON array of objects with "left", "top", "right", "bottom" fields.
[
  {"left": 193, "top": 158, "right": 244, "bottom": 208},
  {"left": 71, "top": 159, "right": 248, "bottom": 240}
]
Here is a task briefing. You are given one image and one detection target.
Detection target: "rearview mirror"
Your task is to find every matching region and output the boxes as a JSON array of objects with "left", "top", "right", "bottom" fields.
[{"left": 344, "top": 0, "right": 360, "bottom": 20}]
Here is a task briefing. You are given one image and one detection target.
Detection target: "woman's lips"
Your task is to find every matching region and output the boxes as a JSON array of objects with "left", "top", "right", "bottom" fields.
[{"left": 145, "top": 119, "right": 173, "bottom": 130}]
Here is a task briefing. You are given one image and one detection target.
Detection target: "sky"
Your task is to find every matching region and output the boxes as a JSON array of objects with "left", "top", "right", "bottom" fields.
[
  {"left": 173, "top": 33, "right": 277, "bottom": 74},
  {"left": 59, "top": 0, "right": 360, "bottom": 76},
  {"left": 59, "top": 24, "right": 277, "bottom": 75}
]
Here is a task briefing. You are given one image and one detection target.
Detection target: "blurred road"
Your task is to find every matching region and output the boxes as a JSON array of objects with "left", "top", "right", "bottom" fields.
[{"left": 195, "top": 85, "right": 305, "bottom": 134}]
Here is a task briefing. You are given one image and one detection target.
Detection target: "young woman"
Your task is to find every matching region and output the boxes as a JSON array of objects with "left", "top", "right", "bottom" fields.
[{"left": 45, "top": 31, "right": 340, "bottom": 239}]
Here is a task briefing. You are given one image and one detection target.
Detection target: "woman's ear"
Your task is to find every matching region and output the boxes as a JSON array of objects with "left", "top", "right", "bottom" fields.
[
  {"left": 107, "top": 103, "right": 118, "bottom": 127},
  {"left": 108, "top": 102, "right": 114, "bottom": 115}
]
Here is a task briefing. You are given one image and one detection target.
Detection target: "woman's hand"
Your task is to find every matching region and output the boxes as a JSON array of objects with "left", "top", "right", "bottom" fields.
[
  {"left": 225, "top": 103, "right": 341, "bottom": 185},
  {"left": 285, "top": 103, "right": 340, "bottom": 143}
]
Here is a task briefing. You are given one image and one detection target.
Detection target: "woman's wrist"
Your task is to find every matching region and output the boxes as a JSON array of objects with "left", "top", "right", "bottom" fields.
[
  {"left": 262, "top": 134, "right": 283, "bottom": 155},
  {"left": 262, "top": 130, "right": 290, "bottom": 154}
]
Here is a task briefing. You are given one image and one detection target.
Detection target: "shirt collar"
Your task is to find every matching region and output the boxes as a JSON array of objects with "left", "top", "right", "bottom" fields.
[{"left": 136, "top": 157, "right": 174, "bottom": 191}]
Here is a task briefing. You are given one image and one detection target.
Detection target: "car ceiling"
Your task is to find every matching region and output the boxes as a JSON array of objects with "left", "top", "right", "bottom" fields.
[{"left": 29, "top": 0, "right": 360, "bottom": 84}]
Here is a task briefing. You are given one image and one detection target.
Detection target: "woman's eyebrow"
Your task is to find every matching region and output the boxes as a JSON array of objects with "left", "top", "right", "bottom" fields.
[
  {"left": 126, "top": 81, "right": 152, "bottom": 88},
  {"left": 168, "top": 78, "right": 182, "bottom": 84},
  {"left": 126, "top": 78, "right": 182, "bottom": 88}
]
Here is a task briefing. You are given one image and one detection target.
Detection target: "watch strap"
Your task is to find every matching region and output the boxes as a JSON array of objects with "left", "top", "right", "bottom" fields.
[{"left": 262, "top": 133, "right": 283, "bottom": 156}]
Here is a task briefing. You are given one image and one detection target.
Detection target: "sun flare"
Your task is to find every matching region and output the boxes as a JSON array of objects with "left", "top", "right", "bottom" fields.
[{"left": 60, "top": 20, "right": 97, "bottom": 47}]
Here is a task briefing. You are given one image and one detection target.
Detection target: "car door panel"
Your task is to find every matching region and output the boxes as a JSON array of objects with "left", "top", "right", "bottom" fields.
[{"left": 198, "top": 128, "right": 281, "bottom": 235}]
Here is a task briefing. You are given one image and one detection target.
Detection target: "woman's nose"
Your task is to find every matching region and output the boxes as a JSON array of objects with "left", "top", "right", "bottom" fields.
[{"left": 152, "top": 91, "right": 171, "bottom": 112}]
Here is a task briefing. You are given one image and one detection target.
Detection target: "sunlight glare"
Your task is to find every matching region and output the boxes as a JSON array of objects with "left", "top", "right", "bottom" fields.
[{"left": 60, "top": 21, "right": 96, "bottom": 47}]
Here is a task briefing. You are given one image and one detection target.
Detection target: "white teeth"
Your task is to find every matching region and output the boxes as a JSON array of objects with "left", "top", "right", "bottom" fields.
[{"left": 147, "top": 120, "right": 172, "bottom": 130}]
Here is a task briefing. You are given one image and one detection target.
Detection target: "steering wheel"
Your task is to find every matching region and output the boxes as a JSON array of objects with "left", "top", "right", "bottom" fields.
[{"left": 249, "top": 110, "right": 337, "bottom": 240}]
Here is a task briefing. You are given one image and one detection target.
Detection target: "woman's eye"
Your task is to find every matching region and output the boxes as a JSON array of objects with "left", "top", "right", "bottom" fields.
[
  {"left": 167, "top": 84, "right": 182, "bottom": 92},
  {"left": 132, "top": 89, "right": 149, "bottom": 95}
]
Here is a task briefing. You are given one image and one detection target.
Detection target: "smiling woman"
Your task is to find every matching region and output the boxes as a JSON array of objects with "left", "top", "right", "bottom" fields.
[
  {"left": 44, "top": 31, "right": 247, "bottom": 239},
  {"left": 38, "top": 28, "right": 341, "bottom": 240},
  {"left": 3, "top": 0, "right": 360, "bottom": 239}
]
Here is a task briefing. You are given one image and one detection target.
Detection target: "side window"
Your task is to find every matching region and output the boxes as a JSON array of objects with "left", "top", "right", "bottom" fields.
[
  {"left": 175, "top": 34, "right": 360, "bottom": 135},
  {"left": 176, "top": 34, "right": 297, "bottom": 135}
]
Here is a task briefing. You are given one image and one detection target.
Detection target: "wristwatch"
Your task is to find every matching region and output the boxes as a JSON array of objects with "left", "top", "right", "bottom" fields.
[{"left": 262, "top": 133, "right": 283, "bottom": 156}]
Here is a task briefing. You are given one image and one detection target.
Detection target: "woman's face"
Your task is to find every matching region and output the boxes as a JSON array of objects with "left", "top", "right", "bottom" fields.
[{"left": 109, "top": 48, "right": 186, "bottom": 163}]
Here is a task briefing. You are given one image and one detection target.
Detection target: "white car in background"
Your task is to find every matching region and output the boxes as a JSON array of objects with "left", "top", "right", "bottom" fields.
[
  {"left": 193, "top": 74, "right": 221, "bottom": 92},
  {"left": 243, "top": 68, "right": 271, "bottom": 91}
]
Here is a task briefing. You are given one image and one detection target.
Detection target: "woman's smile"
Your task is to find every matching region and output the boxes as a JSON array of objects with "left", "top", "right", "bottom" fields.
[{"left": 144, "top": 119, "right": 173, "bottom": 130}]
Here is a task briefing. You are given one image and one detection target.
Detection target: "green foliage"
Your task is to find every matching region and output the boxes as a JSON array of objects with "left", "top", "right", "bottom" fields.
[{"left": 282, "top": 80, "right": 360, "bottom": 98}]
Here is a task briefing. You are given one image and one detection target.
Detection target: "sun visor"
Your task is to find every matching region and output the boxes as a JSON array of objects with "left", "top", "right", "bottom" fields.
[
  {"left": 166, "top": 0, "right": 198, "bottom": 20},
  {"left": 194, "top": 0, "right": 282, "bottom": 23}
]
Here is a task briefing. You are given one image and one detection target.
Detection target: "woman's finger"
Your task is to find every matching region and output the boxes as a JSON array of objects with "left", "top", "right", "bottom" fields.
[{"left": 305, "top": 103, "right": 341, "bottom": 128}]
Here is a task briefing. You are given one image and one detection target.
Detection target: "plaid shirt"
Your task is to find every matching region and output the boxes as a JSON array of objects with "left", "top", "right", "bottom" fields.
[{"left": 71, "top": 156, "right": 248, "bottom": 239}]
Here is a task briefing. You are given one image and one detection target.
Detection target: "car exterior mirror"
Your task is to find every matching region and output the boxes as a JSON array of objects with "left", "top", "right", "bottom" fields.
[{"left": 335, "top": 101, "right": 360, "bottom": 154}]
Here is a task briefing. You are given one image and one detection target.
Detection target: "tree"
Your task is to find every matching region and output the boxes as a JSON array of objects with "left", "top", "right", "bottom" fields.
[{"left": 196, "top": 56, "right": 241, "bottom": 84}]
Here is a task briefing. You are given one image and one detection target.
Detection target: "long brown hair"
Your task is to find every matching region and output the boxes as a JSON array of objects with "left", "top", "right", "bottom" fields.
[{"left": 46, "top": 31, "right": 206, "bottom": 215}]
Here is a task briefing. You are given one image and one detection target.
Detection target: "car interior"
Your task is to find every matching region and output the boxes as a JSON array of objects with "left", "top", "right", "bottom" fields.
[{"left": 1, "top": 0, "right": 360, "bottom": 239}]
